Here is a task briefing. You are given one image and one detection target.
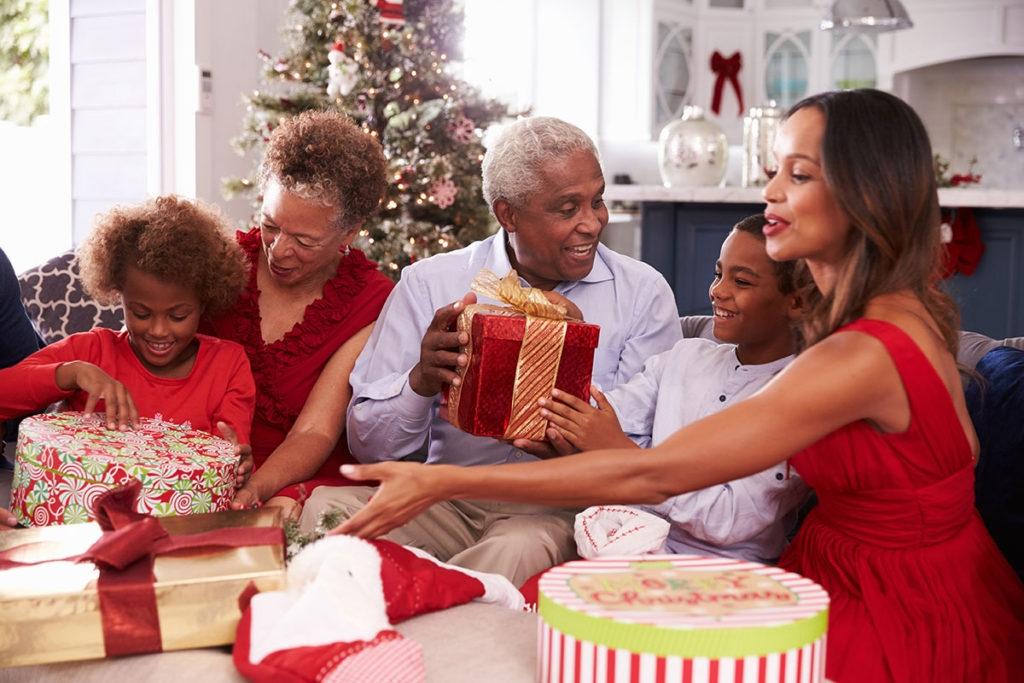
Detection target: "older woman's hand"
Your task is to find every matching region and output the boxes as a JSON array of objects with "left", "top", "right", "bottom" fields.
[
  {"left": 0, "top": 507, "right": 16, "bottom": 527},
  {"left": 331, "top": 462, "right": 444, "bottom": 538},
  {"left": 217, "top": 421, "right": 254, "bottom": 489},
  {"left": 408, "top": 292, "right": 476, "bottom": 397}
]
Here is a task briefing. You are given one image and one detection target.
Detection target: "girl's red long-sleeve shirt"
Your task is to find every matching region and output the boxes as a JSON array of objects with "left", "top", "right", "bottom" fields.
[{"left": 0, "top": 328, "right": 255, "bottom": 443}]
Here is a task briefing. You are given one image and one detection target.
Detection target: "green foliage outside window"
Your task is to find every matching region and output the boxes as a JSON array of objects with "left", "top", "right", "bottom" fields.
[{"left": 0, "top": 0, "right": 48, "bottom": 126}]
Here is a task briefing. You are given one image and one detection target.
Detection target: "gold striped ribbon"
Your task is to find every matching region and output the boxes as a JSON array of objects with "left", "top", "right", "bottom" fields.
[{"left": 447, "top": 270, "right": 571, "bottom": 439}]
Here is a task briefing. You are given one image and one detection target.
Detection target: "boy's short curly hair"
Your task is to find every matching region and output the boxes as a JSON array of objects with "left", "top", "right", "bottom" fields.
[
  {"left": 258, "top": 110, "right": 387, "bottom": 231},
  {"left": 79, "top": 195, "right": 246, "bottom": 314},
  {"left": 732, "top": 214, "right": 808, "bottom": 295}
]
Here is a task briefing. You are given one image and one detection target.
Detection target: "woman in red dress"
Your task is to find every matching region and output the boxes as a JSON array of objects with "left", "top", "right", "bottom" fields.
[
  {"left": 203, "top": 110, "right": 393, "bottom": 519},
  {"left": 333, "top": 90, "right": 1024, "bottom": 681}
]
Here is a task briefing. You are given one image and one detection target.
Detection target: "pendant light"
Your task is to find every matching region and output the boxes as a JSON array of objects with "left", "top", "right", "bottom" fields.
[{"left": 820, "top": 0, "right": 914, "bottom": 32}]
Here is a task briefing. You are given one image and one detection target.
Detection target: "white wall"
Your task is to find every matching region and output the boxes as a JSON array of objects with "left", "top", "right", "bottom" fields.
[
  {"left": 69, "top": 0, "right": 149, "bottom": 244},
  {"left": 168, "top": 0, "right": 289, "bottom": 226},
  {"left": 894, "top": 56, "right": 1024, "bottom": 190}
]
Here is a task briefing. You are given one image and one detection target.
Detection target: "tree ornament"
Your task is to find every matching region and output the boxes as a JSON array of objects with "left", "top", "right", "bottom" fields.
[
  {"left": 327, "top": 41, "right": 359, "bottom": 98},
  {"left": 429, "top": 177, "right": 458, "bottom": 209},
  {"left": 376, "top": 0, "right": 405, "bottom": 26},
  {"left": 446, "top": 115, "right": 476, "bottom": 143}
]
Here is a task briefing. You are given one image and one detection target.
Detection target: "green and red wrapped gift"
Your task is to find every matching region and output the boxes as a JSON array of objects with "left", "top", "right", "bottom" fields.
[{"left": 11, "top": 412, "right": 238, "bottom": 526}]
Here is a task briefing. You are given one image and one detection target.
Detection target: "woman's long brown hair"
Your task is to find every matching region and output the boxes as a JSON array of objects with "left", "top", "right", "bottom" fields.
[{"left": 787, "top": 89, "right": 959, "bottom": 354}]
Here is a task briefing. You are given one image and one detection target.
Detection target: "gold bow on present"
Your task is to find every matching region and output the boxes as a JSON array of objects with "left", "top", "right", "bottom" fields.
[
  {"left": 448, "top": 269, "right": 573, "bottom": 440},
  {"left": 469, "top": 269, "right": 567, "bottom": 319}
]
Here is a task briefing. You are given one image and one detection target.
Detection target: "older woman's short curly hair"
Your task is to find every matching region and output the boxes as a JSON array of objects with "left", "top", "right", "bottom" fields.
[
  {"left": 79, "top": 195, "right": 246, "bottom": 314},
  {"left": 481, "top": 116, "right": 600, "bottom": 209},
  {"left": 258, "top": 110, "right": 387, "bottom": 231}
]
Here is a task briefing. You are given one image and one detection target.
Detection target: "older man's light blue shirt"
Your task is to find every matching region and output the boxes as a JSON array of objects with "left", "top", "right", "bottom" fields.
[{"left": 347, "top": 231, "right": 682, "bottom": 466}]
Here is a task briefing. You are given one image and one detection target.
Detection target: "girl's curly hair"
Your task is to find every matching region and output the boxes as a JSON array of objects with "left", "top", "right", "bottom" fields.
[
  {"left": 79, "top": 195, "right": 246, "bottom": 314},
  {"left": 258, "top": 110, "right": 387, "bottom": 231}
]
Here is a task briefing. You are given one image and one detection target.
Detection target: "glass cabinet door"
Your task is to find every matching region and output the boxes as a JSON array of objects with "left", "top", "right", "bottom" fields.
[
  {"left": 830, "top": 31, "right": 877, "bottom": 90},
  {"left": 652, "top": 21, "right": 693, "bottom": 137},
  {"left": 764, "top": 30, "right": 811, "bottom": 109}
]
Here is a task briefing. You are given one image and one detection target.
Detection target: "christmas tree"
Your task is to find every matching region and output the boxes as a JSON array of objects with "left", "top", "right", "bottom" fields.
[{"left": 224, "top": 0, "right": 522, "bottom": 278}]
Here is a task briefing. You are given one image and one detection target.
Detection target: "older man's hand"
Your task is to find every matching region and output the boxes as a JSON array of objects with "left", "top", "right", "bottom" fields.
[{"left": 408, "top": 292, "right": 477, "bottom": 397}]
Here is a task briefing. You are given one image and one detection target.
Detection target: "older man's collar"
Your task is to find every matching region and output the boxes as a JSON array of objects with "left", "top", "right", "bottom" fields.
[{"left": 491, "top": 229, "right": 614, "bottom": 289}]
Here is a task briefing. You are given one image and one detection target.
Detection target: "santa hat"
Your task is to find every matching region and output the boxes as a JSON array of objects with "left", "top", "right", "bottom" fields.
[
  {"left": 574, "top": 505, "right": 670, "bottom": 559},
  {"left": 233, "top": 535, "right": 523, "bottom": 682}
]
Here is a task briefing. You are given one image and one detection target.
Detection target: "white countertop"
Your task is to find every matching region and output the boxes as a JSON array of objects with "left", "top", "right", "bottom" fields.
[{"left": 605, "top": 185, "right": 1024, "bottom": 209}]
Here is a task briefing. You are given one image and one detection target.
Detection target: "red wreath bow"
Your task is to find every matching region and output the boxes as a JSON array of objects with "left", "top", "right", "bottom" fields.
[
  {"left": 710, "top": 51, "right": 744, "bottom": 117},
  {"left": 942, "top": 207, "right": 985, "bottom": 278}
]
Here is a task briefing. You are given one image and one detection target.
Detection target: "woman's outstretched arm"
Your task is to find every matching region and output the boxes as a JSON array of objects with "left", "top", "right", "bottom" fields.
[{"left": 336, "top": 329, "right": 906, "bottom": 538}]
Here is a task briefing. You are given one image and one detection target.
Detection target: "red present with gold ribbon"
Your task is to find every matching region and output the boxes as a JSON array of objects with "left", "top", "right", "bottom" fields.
[
  {"left": 443, "top": 269, "right": 600, "bottom": 441},
  {"left": 0, "top": 482, "right": 285, "bottom": 667}
]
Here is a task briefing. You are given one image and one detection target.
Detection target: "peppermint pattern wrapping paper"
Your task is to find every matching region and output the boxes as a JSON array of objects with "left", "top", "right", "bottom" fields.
[
  {"left": 538, "top": 555, "right": 830, "bottom": 683},
  {"left": 10, "top": 412, "right": 238, "bottom": 527}
]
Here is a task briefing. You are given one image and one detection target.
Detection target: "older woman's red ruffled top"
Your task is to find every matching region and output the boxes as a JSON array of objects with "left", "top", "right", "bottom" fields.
[{"left": 203, "top": 228, "right": 394, "bottom": 500}]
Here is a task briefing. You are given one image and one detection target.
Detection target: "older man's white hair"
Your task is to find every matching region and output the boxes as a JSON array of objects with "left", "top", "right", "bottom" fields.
[{"left": 481, "top": 116, "right": 600, "bottom": 210}]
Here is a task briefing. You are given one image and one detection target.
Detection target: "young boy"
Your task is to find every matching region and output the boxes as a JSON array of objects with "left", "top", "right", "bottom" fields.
[{"left": 538, "top": 214, "right": 811, "bottom": 563}]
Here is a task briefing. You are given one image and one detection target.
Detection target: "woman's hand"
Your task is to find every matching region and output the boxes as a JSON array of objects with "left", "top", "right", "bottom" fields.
[
  {"left": 0, "top": 507, "right": 16, "bottom": 527},
  {"left": 216, "top": 421, "right": 253, "bottom": 489},
  {"left": 539, "top": 385, "right": 638, "bottom": 452},
  {"left": 263, "top": 496, "right": 302, "bottom": 522},
  {"left": 332, "top": 462, "right": 444, "bottom": 538},
  {"left": 55, "top": 361, "right": 138, "bottom": 429},
  {"left": 231, "top": 483, "right": 262, "bottom": 510}
]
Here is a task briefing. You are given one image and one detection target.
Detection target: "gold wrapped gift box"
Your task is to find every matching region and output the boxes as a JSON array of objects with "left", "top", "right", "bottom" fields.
[{"left": 0, "top": 508, "right": 285, "bottom": 667}]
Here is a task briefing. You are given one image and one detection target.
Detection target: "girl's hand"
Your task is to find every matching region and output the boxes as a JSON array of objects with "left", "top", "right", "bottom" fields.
[
  {"left": 539, "top": 385, "right": 637, "bottom": 452},
  {"left": 56, "top": 361, "right": 138, "bottom": 429},
  {"left": 216, "top": 421, "right": 254, "bottom": 489},
  {"left": 332, "top": 462, "right": 442, "bottom": 538},
  {"left": 0, "top": 507, "right": 17, "bottom": 527}
]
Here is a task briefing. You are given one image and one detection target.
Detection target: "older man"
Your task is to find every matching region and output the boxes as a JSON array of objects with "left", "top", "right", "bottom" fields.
[{"left": 299, "top": 117, "right": 681, "bottom": 585}]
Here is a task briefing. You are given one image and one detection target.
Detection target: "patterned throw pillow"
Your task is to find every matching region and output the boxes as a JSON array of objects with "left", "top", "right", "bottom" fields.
[{"left": 17, "top": 251, "right": 123, "bottom": 344}]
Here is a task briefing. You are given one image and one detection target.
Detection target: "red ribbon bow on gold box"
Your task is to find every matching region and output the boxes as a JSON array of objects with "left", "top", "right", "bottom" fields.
[{"left": 0, "top": 481, "right": 285, "bottom": 667}]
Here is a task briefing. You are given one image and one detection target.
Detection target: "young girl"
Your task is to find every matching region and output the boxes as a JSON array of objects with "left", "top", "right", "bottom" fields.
[
  {"left": 538, "top": 214, "right": 809, "bottom": 564},
  {"left": 336, "top": 90, "right": 1024, "bottom": 682},
  {"left": 0, "top": 195, "right": 255, "bottom": 467}
]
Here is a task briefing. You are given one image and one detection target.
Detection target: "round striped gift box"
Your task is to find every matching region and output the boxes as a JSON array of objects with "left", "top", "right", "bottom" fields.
[{"left": 538, "top": 555, "right": 829, "bottom": 683}]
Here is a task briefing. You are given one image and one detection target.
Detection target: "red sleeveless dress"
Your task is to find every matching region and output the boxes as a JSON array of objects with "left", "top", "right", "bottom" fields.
[
  {"left": 203, "top": 229, "right": 394, "bottom": 500},
  {"left": 779, "top": 319, "right": 1024, "bottom": 682}
]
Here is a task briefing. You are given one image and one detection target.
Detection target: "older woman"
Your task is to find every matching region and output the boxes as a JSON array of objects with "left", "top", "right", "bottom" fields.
[{"left": 203, "top": 110, "right": 393, "bottom": 518}]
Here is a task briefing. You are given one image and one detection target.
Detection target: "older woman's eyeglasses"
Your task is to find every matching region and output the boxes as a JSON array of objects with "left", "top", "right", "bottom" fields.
[{"left": 261, "top": 223, "right": 330, "bottom": 252}]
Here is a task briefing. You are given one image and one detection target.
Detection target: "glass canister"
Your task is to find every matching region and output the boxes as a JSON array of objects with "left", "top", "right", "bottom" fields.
[
  {"left": 658, "top": 106, "right": 729, "bottom": 188},
  {"left": 742, "top": 101, "right": 783, "bottom": 187}
]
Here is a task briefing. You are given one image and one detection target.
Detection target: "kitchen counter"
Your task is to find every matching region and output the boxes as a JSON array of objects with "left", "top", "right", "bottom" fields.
[{"left": 605, "top": 185, "right": 1024, "bottom": 209}]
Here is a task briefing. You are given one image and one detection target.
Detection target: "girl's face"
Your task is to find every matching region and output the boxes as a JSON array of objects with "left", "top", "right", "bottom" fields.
[
  {"left": 709, "top": 230, "right": 799, "bottom": 365},
  {"left": 762, "top": 107, "right": 852, "bottom": 272},
  {"left": 122, "top": 266, "right": 203, "bottom": 378},
  {"left": 259, "top": 176, "right": 353, "bottom": 288}
]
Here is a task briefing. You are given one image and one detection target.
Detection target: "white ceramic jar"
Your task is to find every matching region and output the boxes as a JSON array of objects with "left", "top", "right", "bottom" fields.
[{"left": 658, "top": 106, "right": 729, "bottom": 187}]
